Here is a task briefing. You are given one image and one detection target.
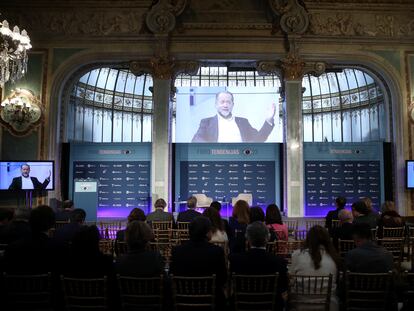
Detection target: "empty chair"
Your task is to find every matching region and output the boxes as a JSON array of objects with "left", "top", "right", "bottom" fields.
[
  {"left": 117, "top": 274, "right": 164, "bottom": 311},
  {"left": 193, "top": 194, "right": 213, "bottom": 208},
  {"left": 171, "top": 275, "right": 216, "bottom": 311},
  {"left": 344, "top": 271, "right": 392, "bottom": 311},
  {"left": 60, "top": 276, "right": 108, "bottom": 310},
  {"left": 232, "top": 274, "right": 279, "bottom": 311},
  {"left": 288, "top": 274, "right": 333, "bottom": 311},
  {"left": 232, "top": 193, "right": 253, "bottom": 207},
  {"left": 3, "top": 272, "right": 53, "bottom": 311}
]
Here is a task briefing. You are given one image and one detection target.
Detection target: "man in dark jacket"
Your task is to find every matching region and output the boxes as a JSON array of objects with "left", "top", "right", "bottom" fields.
[
  {"left": 177, "top": 196, "right": 201, "bottom": 223},
  {"left": 325, "top": 196, "right": 346, "bottom": 234}
]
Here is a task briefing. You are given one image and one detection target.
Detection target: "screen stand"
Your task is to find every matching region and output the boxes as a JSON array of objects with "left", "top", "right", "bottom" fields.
[{"left": 24, "top": 191, "right": 33, "bottom": 209}]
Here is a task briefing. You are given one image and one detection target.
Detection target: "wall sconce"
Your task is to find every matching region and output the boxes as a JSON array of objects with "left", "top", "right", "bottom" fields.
[{"left": 0, "top": 88, "right": 42, "bottom": 136}]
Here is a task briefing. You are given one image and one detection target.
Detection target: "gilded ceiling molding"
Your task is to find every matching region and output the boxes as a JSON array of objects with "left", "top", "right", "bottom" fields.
[{"left": 130, "top": 58, "right": 199, "bottom": 80}]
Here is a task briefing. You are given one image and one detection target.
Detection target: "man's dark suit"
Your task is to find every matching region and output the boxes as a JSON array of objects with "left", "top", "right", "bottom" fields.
[
  {"left": 8, "top": 176, "right": 50, "bottom": 190},
  {"left": 177, "top": 209, "right": 201, "bottom": 223},
  {"left": 332, "top": 222, "right": 354, "bottom": 249},
  {"left": 192, "top": 115, "right": 274, "bottom": 142},
  {"left": 345, "top": 241, "right": 393, "bottom": 273},
  {"left": 116, "top": 249, "right": 164, "bottom": 277}
]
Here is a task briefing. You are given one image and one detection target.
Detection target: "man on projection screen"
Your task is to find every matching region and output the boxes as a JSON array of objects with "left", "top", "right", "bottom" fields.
[{"left": 191, "top": 91, "right": 275, "bottom": 142}]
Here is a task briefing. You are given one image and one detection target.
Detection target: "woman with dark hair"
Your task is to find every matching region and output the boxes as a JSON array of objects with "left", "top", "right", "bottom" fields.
[
  {"left": 249, "top": 206, "right": 265, "bottom": 223},
  {"left": 265, "top": 204, "right": 288, "bottom": 241},
  {"left": 203, "top": 207, "right": 228, "bottom": 243},
  {"left": 289, "top": 225, "right": 340, "bottom": 311},
  {"left": 229, "top": 200, "right": 250, "bottom": 253},
  {"left": 116, "top": 208, "right": 146, "bottom": 241}
]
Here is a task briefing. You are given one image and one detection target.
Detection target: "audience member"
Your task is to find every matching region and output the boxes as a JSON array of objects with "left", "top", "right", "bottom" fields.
[
  {"left": 202, "top": 207, "right": 228, "bottom": 243},
  {"left": 116, "top": 208, "right": 146, "bottom": 242},
  {"left": 146, "top": 198, "right": 174, "bottom": 223},
  {"left": 265, "top": 204, "right": 288, "bottom": 241},
  {"left": 55, "top": 199, "right": 75, "bottom": 221},
  {"left": 332, "top": 209, "right": 354, "bottom": 249},
  {"left": 0, "top": 208, "right": 31, "bottom": 244},
  {"left": 4, "top": 205, "right": 57, "bottom": 274},
  {"left": 116, "top": 220, "right": 164, "bottom": 277},
  {"left": 210, "top": 201, "right": 232, "bottom": 239},
  {"left": 345, "top": 223, "right": 393, "bottom": 272},
  {"left": 325, "top": 196, "right": 346, "bottom": 234},
  {"left": 170, "top": 216, "right": 227, "bottom": 309},
  {"left": 379, "top": 201, "right": 404, "bottom": 228},
  {"left": 177, "top": 196, "right": 201, "bottom": 223},
  {"left": 352, "top": 201, "right": 378, "bottom": 229},
  {"left": 54, "top": 208, "right": 86, "bottom": 246},
  {"left": 229, "top": 200, "right": 250, "bottom": 253},
  {"left": 249, "top": 206, "right": 265, "bottom": 222},
  {"left": 230, "top": 221, "right": 288, "bottom": 310},
  {"left": 290, "top": 225, "right": 340, "bottom": 311}
]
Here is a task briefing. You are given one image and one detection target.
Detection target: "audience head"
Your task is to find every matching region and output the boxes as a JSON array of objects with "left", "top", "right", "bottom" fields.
[
  {"left": 30, "top": 205, "right": 55, "bottom": 233},
  {"left": 381, "top": 201, "right": 396, "bottom": 213},
  {"left": 13, "top": 208, "right": 30, "bottom": 222},
  {"left": 154, "top": 198, "right": 167, "bottom": 210},
  {"left": 127, "top": 208, "right": 146, "bottom": 223},
  {"left": 71, "top": 225, "right": 100, "bottom": 253},
  {"left": 338, "top": 209, "right": 353, "bottom": 224},
  {"left": 361, "top": 197, "right": 373, "bottom": 212},
  {"left": 351, "top": 201, "right": 369, "bottom": 217},
  {"left": 305, "top": 225, "right": 339, "bottom": 269},
  {"left": 202, "top": 207, "right": 223, "bottom": 233},
  {"left": 246, "top": 221, "right": 270, "bottom": 248},
  {"left": 189, "top": 216, "right": 212, "bottom": 242},
  {"left": 265, "top": 204, "right": 283, "bottom": 225},
  {"left": 0, "top": 208, "right": 14, "bottom": 224},
  {"left": 210, "top": 201, "right": 222, "bottom": 212},
  {"left": 70, "top": 208, "right": 86, "bottom": 224},
  {"left": 62, "top": 200, "right": 74, "bottom": 210},
  {"left": 125, "top": 220, "right": 154, "bottom": 250},
  {"left": 352, "top": 223, "right": 372, "bottom": 246},
  {"left": 187, "top": 196, "right": 197, "bottom": 209},
  {"left": 232, "top": 200, "right": 250, "bottom": 224},
  {"left": 335, "top": 196, "right": 347, "bottom": 209},
  {"left": 249, "top": 206, "right": 265, "bottom": 223}
]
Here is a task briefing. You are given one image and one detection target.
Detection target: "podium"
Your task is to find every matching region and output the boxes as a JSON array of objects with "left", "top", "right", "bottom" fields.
[{"left": 73, "top": 179, "right": 98, "bottom": 222}]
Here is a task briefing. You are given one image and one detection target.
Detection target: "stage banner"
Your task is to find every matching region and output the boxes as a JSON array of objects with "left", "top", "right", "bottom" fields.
[
  {"left": 69, "top": 143, "right": 151, "bottom": 218},
  {"left": 175, "top": 143, "right": 281, "bottom": 207},
  {"left": 303, "top": 142, "right": 384, "bottom": 217}
]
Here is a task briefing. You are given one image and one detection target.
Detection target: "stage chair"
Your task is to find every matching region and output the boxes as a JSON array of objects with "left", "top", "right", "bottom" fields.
[
  {"left": 60, "top": 275, "right": 108, "bottom": 310},
  {"left": 171, "top": 274, "right": 216, "bottom": 311},
  {"left": 231, "top": 193, "right": 253, "bottom": 207},
  {"left": 305, "top": 219, "right": 326, "bottom": 231},
  {"left": 381, "top": 226, "right": 405, "bottom": 238},
  {"left": 117, "top": 274, "right": 164, "bottom": 311},
  {"left": 232, "top": 274, "right": 279, "bottom": 311},
  {"left": 288, "top": 274, "right": 333, "bottom": 311},
  {"left": 3, "top": 272, "right": 53, "bottom": 311},
  {"left": 338, "top": 239, "right": 356, "bottom": 258},
  {"left": 193, "top": 193, "right": 213, "bottom": 208},
  {"left": 344, "top": 271, "right": 392, "bottom": 311}
]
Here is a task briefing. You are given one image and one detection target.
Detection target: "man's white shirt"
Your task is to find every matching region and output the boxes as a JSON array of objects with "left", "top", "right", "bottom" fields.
[
  {"left": 217, "top": 114, "right": 242, "bottom": 142},
  {"left": 21, "top": 176, "right": 34, "bottom": 189}
]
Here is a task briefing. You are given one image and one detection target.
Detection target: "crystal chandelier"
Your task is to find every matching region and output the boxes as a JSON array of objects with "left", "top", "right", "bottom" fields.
[{"left": 0, "top": 16, "right": 32, "bottom": 89}]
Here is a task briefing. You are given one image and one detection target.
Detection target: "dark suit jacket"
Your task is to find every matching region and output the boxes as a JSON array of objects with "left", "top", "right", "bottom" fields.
[
  {"left": 345, "top": 241, "right": 394, "bottom": 273},
  {"left": 146, "top": 209, "right": 174, "bottom": 222},
  {"left": 115, "top": 249, "right": 164, "bottom": 277},
  {"left": 177, "top": 209, "right": 201, "bottom": 223},
  {"left": 325, "top": 207, "right": 344, "bottom": 234},
  {"left": 332, "top": 222, "right": 354, "bottom": 249},
  {"left": 192, "top": 115, "right": 274, "bottom": 142},
  {"left": 8, "top": 176, "right": 50, "bottom": 190}
]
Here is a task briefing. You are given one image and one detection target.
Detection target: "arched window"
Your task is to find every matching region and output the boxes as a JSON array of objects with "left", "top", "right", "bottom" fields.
[
  {"left": 66, "top": 68, "right": 153, "bottom": 142},
  {"left": 302, "top": 69, "right": 386, "bottom": 142}
]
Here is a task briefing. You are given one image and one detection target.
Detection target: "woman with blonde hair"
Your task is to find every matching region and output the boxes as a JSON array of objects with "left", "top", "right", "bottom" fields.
[{"left": 229, "top": 200, "right": 250, "bottom": 253}]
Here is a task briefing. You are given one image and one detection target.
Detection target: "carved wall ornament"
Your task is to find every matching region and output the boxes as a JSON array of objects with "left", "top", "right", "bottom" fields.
[
  {"left": 279, "top": 0, "right": 309, "bottom": 35},
  {"left": 256, "top": 61, "right": 282, "bottom": 78},
  {"left": 145, "top": 0, "right": 189, "bottom": 35}
]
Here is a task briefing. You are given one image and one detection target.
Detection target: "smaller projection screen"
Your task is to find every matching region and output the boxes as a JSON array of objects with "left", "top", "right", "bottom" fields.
[
  {"left": 175, "top": 86, "right": 281, "bottom": 143},
  {"left": 0, "top": 161, "right": 54, "bottom": 191}
]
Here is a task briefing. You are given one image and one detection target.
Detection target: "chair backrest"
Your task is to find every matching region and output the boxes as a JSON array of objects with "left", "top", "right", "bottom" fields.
[
  {"left": 338, "top": 239, "right": 356, "bottom": 257},
  {"left": 271, "top": 241, "right": 304, "bottom": 264},
  {"left": 177, "top": 222, "right": 190, "bottom": 230},
  {"left": 99, "top": 221, "right": 123, "bottom": 239},
  {"left": 114, "top": 241, "right": 129, "bottom": 257},
  {"left": 232, "top": 274, "right": 279, "bottom": 311},
  {"left": 332, "top": 219, "right": 340, "bottom": 229},
  {"left": 3, "top": 272, "right": 53, "bottom": 310},
  {"left": 382, "top": 226, "right": 405, "bottom": 238},
  {"left": 153, "top": 228, "right": 171, "bottom": 243},
  {"left": 294, "top": 229, "right": 307, "bottom": 241},
  {"left": 344, "top": 271, "right": 392, "bottom": 311},
  {"left": 55, "top": 220, "right": 70, "bottom": 230},
  {"left": 305, "top": 219, "right": 326, "bottom": 231},
  {"left": 149, "top": 242, "right": 173, "bottom": 264},
  {"left": 232, "top": 193, "right": 253, "bottom": 207},
  {"left": 284, "top": 219, "right": 298, "bottom": 232},
  {"left": 193, "top": 194, "right": 213, "bottom": 208},
  {"left": 117, "top": 274, "right": 164, "bottom": 311},
  {"left": 377, "top": 238, "right": 404, "bottom": 264},
  {"left": 151, "top": 221, "right": 173, "bottom": 231},
  {"left": 288, "top": 274, "right": 333, "bottom": 311},
  {"left": 402, "top": 272, "right": 414, "bottom": 310},
  {"left": 171, "top": 275, "right": 216, "bottom": 311},
  {"left": 60, "top": 275, "right": 108, "bottom": 310},
  {"left": 99, "top": 239, "right": 114, "bottom": 257}
]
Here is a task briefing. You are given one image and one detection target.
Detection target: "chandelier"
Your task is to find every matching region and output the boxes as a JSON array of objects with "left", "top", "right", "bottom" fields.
[
  {"left": 0, "top": 88, "right": 42, "bottom": 135},
  {"left": 0, "top": 16, "right": 32, "bottom": 89}
]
